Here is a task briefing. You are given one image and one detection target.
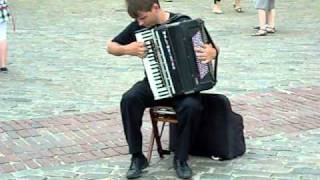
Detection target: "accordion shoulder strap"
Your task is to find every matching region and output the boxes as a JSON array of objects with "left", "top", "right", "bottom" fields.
[
  {"left": 203, "top": 26, "right": 215, "bottom": 48},
  {"left": 167, "top": 13, "right": 191, "bottom": 24}
]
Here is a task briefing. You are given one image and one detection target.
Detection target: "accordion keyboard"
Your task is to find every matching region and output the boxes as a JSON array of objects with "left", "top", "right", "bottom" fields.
[{"left": 135, "top": 30, "right": 172, "bottom": 100}]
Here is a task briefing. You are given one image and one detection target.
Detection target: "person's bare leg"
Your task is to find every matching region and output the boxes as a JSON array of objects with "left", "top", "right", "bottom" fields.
[
  {"left": 264, "top": 9, "right": 276, "bottom": 33},
  {"left": 0, "top": 40, "right": 8, "bottom": 69},
  {"left": 252, "top": 9, "right": 267, "bottom": 36},
  {"left": 213, "top": 1, "right": 223, "bottom": 14},
  {"left": 267, "top": 9, "right": 276, "bottom": 28},
  {"left": 234, "top": 0, "right": 242, "bottom": 12},
  {"left": 258, "top": 9, "right": 267, "bottom": 29}
]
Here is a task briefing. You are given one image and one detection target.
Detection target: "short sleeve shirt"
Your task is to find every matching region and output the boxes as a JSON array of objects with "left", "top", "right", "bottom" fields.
[{"left": 112, "top": 13, "right": 179, "bottom": 45}]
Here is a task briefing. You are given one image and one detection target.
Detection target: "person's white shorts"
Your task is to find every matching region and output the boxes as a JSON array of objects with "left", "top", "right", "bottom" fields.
[{"left": 0, "top": 22, "right": 7, "bottom": 41}]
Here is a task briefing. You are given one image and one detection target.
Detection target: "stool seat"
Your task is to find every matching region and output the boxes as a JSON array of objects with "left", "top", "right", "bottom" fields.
[
  {"left": 147, "top": 106, "right": 178, "bottom": 162},
  {"left": 151, "top": 106, "right": 176, "bottom": 115}
]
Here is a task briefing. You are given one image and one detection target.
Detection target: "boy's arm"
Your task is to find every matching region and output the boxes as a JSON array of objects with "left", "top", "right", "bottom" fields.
[{"left": 106, "top": 40, "right": 147, "bottom": 58}]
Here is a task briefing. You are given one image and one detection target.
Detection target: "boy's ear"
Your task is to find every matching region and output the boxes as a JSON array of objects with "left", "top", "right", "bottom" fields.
[{"left": 151, "top": 3, "right": 160, "bottom": 11}]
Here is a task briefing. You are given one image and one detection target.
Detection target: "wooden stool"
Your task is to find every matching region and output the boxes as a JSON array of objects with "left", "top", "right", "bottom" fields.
[{"left": 147, "top": 106, "right": 178, "bottom": 162}]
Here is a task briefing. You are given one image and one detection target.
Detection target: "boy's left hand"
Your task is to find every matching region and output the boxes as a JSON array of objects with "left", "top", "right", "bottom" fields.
[{"left": 194, "top": 44, "right": 218, "bottom": 64}]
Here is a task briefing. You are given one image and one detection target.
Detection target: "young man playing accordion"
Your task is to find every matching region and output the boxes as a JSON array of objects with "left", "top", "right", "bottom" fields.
[{"left": 107, "top": 0, "right": 218, "bottom": 179}]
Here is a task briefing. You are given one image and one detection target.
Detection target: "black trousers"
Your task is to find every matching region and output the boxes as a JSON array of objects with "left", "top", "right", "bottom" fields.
[{"left": 120, "top": 78, "right": 203, "bottom": 161}]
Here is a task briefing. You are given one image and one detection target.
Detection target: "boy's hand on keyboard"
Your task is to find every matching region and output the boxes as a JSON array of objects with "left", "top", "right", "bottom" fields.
[{"left": 125, "top": 42, "right": 147, "bottom": 58}]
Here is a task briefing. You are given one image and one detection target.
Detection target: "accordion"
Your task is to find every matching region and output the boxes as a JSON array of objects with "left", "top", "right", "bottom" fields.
[{"left": 135, "top": 19, "right": 218, "bottom": 100}]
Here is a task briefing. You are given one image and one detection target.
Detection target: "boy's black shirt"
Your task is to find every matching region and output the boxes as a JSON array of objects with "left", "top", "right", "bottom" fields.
[{"left": 112, "top": 13, "right": 191, "bottom": 45}]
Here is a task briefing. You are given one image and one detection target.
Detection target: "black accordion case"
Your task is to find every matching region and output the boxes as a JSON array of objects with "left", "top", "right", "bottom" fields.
[{"left": 170, "top": 93, "right": 246, "bottom": 160}]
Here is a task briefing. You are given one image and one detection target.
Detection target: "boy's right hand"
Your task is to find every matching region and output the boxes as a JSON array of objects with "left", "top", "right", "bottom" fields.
[{"left": 125, "top": 42, "right": 147, "bottom": 58}]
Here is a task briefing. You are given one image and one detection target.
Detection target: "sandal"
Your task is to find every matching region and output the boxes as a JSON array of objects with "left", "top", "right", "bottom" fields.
[
  {"left": 233, "top": 3, "right": 243, "bottom": 13},
  {"left": 252, "top": 29, "right": 267, "bottom": 36},
  {"left": 253, "top": 26, "right": 260, "bottom": 30},
  {"left": 213, "top": 9, "right": 223, "bottom": 14},
  {"left": 266, "top": 26, "right": 276, "bottom": 33}
]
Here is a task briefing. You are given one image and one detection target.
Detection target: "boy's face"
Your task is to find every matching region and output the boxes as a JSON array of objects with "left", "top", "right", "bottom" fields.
[{"left": 136, "top": 4, "right": 159, "bottom": 27}]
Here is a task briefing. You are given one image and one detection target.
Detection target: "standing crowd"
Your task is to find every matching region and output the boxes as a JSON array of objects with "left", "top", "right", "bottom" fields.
[
  {"left": 0, "top": 0, "right": 277, "bottom": 73},
  {"left": 166, "top": 0, "right": 277, "bottom": 36},
  {"left": 212, "top": 0, "right": 276, "bottom": 36}
]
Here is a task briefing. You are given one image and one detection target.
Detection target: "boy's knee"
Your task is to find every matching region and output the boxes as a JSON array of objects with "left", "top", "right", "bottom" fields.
[
  {"left": 121, "top": 92, "right": 135, "bottom": 105},
  {"left": 178, "top": 97, "right": 203, "bottom": 113}
]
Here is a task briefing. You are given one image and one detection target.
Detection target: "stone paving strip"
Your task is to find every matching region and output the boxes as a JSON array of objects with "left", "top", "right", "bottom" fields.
[
  {"left": 0, "top": 85, "right": 319, "bottom": 174},
  {"left": 1, "top": 128, "right": 319, "bottom": 180}
]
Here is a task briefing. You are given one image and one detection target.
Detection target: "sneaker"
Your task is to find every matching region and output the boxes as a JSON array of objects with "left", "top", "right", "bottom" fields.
[{"left": 126, "top": 155, "right": 148, "bottom": 179}]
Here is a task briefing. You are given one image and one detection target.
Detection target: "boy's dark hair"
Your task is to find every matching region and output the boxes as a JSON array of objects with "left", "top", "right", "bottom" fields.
[{"left": 126, "top": 0, "right": 160, "bottom": 18}]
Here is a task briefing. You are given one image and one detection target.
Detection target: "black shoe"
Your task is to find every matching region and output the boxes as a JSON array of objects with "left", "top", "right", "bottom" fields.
[
  {"left": 126, "top": 155, "right": 148, "bottom": 179},
  {"left": 173, "top": 159, "right": 192, "bottom": 179},
  {"left": 0, "top": 67, "right": 8, "bottom": 72}
]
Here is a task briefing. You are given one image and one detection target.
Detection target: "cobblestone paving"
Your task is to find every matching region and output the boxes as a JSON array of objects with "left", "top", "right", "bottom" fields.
[
  {"left": 0, "top": 0, "right": 319, "bottom": 120},
  {"left": 1, "top": 128, "right": 320, "bottom": 180},
  {"left": 0, "top": 86, "right": 319, "bottom": 176},
  {"left": 0, "top": 0, "right": 320, "bottom": 179}
]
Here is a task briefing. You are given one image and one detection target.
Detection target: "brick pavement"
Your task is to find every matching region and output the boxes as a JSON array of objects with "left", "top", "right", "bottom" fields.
[
  {"left": 0, "top": 85, "right": 319, "bottom": 174},
  {"left": 0, "top": 126, "right": 320, "bottom": 180},
  {"left": 2, "top": 127, "right": 319, "bottom": 179}
]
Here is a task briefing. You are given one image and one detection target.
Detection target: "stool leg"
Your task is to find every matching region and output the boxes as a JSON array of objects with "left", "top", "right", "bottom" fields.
[
  {"left": 147, "top": 130, "right": 155, "bottom": 163},
  {"left": 151, "top": 118, "right": 164, "bottom": 159},
  {"left": 160, "top": 122, "right": 170, "bottom": 155},
  {"left": 159, "top": 121, "right": 166, "bottom": 137}
]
